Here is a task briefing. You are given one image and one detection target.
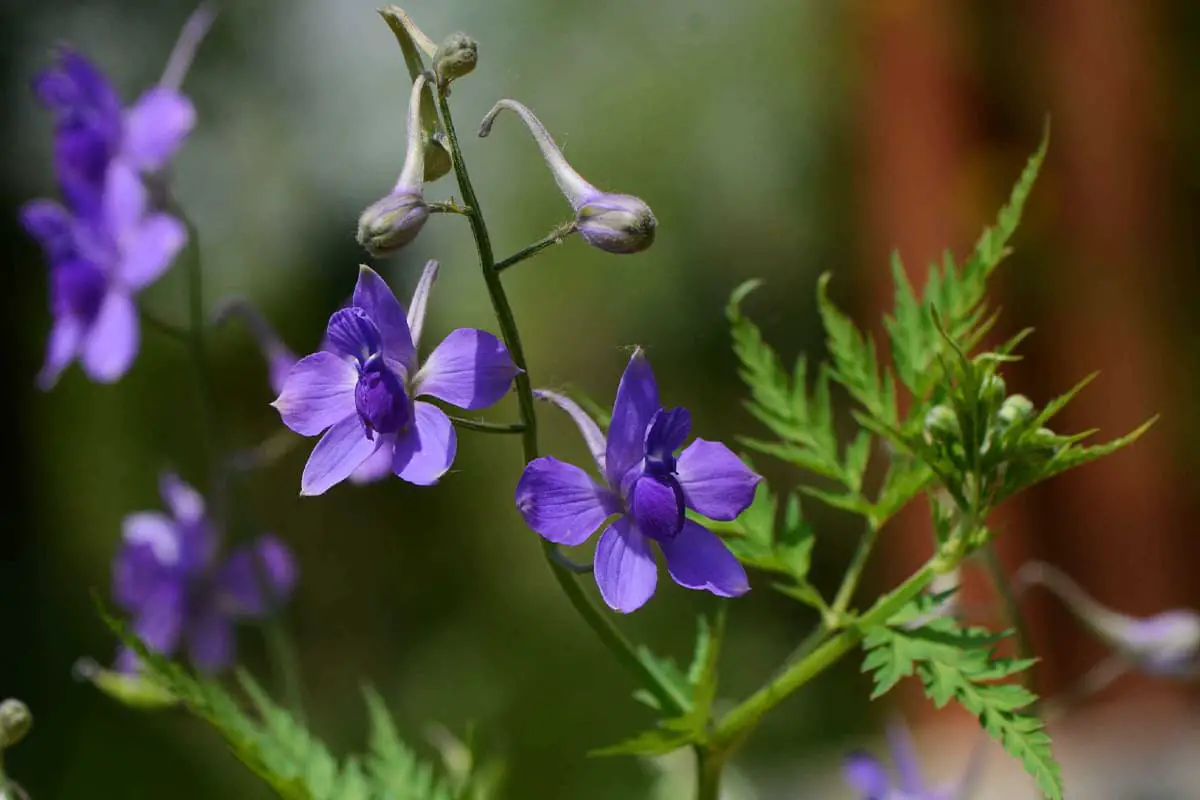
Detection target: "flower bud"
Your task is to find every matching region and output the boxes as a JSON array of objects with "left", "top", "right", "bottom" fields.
[
  {"left": 478, "top": 99, "right": 657, "bottom": 254},
  {"left": 997, "top": 393, "right": 1034, "bottom": 427},
  {"left": 1027, "top": 426, "right": 1059, "bottom": 453},
  {"left": 377, "top": 7, "right": 451, "bottom": 182},
  {"left": 356, "top": 74, "right": 431, "bottom": 256},
  {"left": 923, "top": 405, "right": 960, "bottom": 445},
  {"left": 433, "top": 32, "right": 477, "bottom": 90},
  {"left": 0, "top": 699, "right": 31, "bottom": 750},
  {"left": 979, "top": 373, "right": 1007, "bottom": 407},
  {"left": 1018, "top": 561, "right": 1200, "bottom": 678}
]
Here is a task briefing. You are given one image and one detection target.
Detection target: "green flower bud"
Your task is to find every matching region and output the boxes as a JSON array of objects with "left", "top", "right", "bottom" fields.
[
  {"left": 0, "top": 699, "right": 31, "bottom": 750},
  {"left": 433, "top": 32, "right": 478, "bottom": 91},
  {"left": 1028, "top": 426, "right": 1060, "bottom": 453},
  {"left": 979, "top": 373, "right": 1007, "bottom": 407},
  {"left": 923, "top": 405, "right": 960, "bottom": 444},
  {"left": 997, "top": 394, "right": 1035, "bottom": 427}
]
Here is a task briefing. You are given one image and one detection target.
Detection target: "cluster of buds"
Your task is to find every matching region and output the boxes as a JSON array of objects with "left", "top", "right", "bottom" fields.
[{"left": 358, "top": 7, "right": 657, "bottom": 259}]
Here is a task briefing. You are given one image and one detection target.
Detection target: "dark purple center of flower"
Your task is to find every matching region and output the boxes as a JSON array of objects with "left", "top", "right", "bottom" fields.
[
  {"left": 354, "top": 355, "right": 412, "bottom": 437},
  {"left": 50, "top": 261, "right": 107, "bottom": 321},
  {"left": 625, "top": 407, "right": 693, "bottom": 541}
]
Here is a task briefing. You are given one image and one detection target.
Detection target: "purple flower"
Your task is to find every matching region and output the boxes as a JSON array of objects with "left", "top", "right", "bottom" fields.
[
  {"left": 515, "top": 349, "right": 758, "bottom": 613},
  {"left": 112, "top": 473, "right": 297, "bottom": 674},
  {"left": 843, "top": 722, "right": 963, "bottom": 800},
  {"left": 272, "top": 262, "right": 520, "bottom": 495},
  {"left": 22, "top": 165, "right": 186, "bottom": 388},
  {"left": 477, "top": 99, "right": 657, "bottom": 255},
  {"left": 32, "top": 6, "right": 213, "bottom": 211}
]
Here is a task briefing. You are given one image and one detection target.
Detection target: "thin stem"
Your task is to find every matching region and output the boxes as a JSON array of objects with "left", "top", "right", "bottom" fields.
[
  {"left": 981, "top": 542, "right": 1034, "bottom": 689},
  {"left": 831, "top": 520, "right": 880, "bottom": 617},
  {"left": 264, "top": 617, "right": 306, "bottom": 724},
  {"left": 768, "top": 621, "right": 830, "bottom": 682},
  {"left": 693, "top": 745, "right": 725, "bottom": 800},
  {"left": 227, "top": 429, "right": 299, "bottom": 472},
  {"left": 447, "top": 416, "right": 526, "bottom": 434},
  {"left": 711, "top": 559, "right": 942, "bottom": 754},
  {"left": 494, "top": 222, "right": 577, "bottom": 273},
  {"left": 140, "top": 309, "right": 190, "bottom": 344},
  {"left": 551, "top": 547, "right": 593, "bottom": 574},
  {"left": 436, "top": 89, "right": 687, "bottom": 718}
]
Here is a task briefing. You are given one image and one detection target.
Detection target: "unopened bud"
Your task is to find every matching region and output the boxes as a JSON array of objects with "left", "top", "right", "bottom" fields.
[
  {"left": 357, "top": 74, "right": 431, "bottom": 256},
  {"left": 577, "top": 193, "right": 657, "bottom": 254},
  {"left": 997, "top": 394, "right": 1034, "bottom": 427},
  {"left": 0, "top": 699, "right": 31, "bottom": 749},
  {"left": 356, "top": 191, "right": 429, "bottom": 256},
  {"left": 923, "top": 405, "right": 960, "bottom": 444},
  {"left": 433, "top": 32, "right": 477, "bottom": 90},
  {"left": 1028, "top": 426, "right": 1059, "bottom": 453},
  {"left": 979, "top": 373, "right": 1007, "bottom": 407},
  {"left": 478, "top": 99, "right": 657, "bottom": 255}
]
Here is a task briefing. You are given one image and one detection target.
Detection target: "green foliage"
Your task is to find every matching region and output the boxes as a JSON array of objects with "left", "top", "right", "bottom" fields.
[
  {"left": 98, "top": 609, "right": 459, "bottom": 800},
  {"left": 595, "top": 610, "right": 727, "bottom": 757},
  {"left": 861, "top": 594, "right": 1062, "bottom": 800}
]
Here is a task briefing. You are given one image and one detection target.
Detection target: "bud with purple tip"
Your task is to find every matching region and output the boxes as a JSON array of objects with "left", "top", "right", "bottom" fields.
[
  {"left": 356, "top": 74, "right": 431, "bottom": 256},
  {"left": 478, "top": 99, "right": 656, "bottom": 254},
  {"left": 1017, "top": 560, "right": 1200, "bottom": 678}
]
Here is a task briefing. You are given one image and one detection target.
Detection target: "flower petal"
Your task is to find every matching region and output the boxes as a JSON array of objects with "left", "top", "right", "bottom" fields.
[
  {"left": 886, "top": 722, "right": 925, "bottom": 794},
  {"left": 132, "top": 581, "right": 185, "bottom": 658},
  {"left": 112, "top": 540, "right": 172, "bottom": 611},
  {"left": 352, "top": 265, "right": 414, "bottom": 365},
  {"left": 122, "top": 511, "right": 181, "bottom": 565},
  {"left": 80, "top": 290, "right": 138, "bottom": 383},
  {"left": 272, "top": 351, "right": 358, "bottom": 436},
  {"left": 118, "top": 212, "right": 186, "bottom": 290},
  {"left": 406, "top": 259, "right": 439, "bottom": 354},
  {"left": 676, "top": 439, "right": 761, "bottom": 521},
  {"left": 300, "top": 415, "right": 381, "bottom": 496},
  {"left": 594, "top": 519, "right": 658, "bottom": 613},
  {"left": 123, "top": 88, "right": 195, "bottom": 172},
  {"left": 515, "top": 457, "right": 620, "bottom": 546},
  {"left": 605, "top": 348, "right": 659, "bottom": 488},
  {"left": 533, "top": 389, "right": 607, "bottom": 473},
  {"left": 628, "top": 474, "right": 685, "bottom": 542},
  {"left": 38, "top": 315, "right": 83, "bottom": 390},
  {"left": 21, "top": 199, "right": 77, "bottom": 261},
  {"left": 159, "top": 473, "right": 205, "bottom": 525},
  {"left": 660, "top": 519, "right": 749, "bottom": 598},
  {"left": 186, "top": 603, "right": 234, "bottom": 674},
  {"left": 414, "top": 329, "right": 519, "bottom": 410},
  {"left": 323, "top": 307, "right": 383, "bottom": 361},
  {"left": 348, "top": 444, "right": 393, "bottom": 484},
  {"left": 391, "top": 402, "right": 456, "bottom": 485},
  {"left": 103, "top": 159, "right": 148, "bottom": 244},
  {"left": 217, "top": 534, "right": 299, "bottom": 617},
  {"left": 843, "top": 751, "right": 891, "bottom": 799}
]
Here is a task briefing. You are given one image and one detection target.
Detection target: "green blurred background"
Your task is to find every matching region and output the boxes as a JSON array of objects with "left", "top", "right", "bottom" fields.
[{"left": 5, "top": 1, "right": 1200, "bottom": 797}]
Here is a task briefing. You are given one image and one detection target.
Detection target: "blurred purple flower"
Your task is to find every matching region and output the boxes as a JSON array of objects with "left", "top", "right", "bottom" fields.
[
  {"left": 112, "top": 473, "right": 297, "bottom": 674},
  {"left": 844, "top": 722, "right": 964, "bottom": 800},
  {"left": 515, "top": 349, "right": 758, "bottom": 613},
  {"left": 21, "top": 166, "right": 186, "bottom": 388},
  {"left": 22, "top": 7, "right": 213, "bottom": 389},
  {"left": 272, "top": 262, "right": 519, "bottom": 495},
  {"left": 31, "top": 6, "right": 213, "bottom": 209}
]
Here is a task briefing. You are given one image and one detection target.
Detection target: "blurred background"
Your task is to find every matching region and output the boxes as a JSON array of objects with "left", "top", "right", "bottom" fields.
[{"left": 3, "top": 0, "right": 1199, "bottom": 797}]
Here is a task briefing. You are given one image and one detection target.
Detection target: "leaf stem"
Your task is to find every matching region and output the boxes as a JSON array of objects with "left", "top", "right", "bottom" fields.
[
  {"left": 693, "top": 745, "right": 725, "bottom": 800},
  {"left": 831, "top": 520, "right": 880, "bottom": 617},
  {"left": 435, "top": 89, "right": 686, "bottom": 718},
  {"left": 447, "top": 416, "right": 526, "bottom": 434},
  {"left": 494, "top": 222, "right": 577, "bottom": 273},
  {"left": 981, "top": 541, "right": 1034, "bottom": 690}
]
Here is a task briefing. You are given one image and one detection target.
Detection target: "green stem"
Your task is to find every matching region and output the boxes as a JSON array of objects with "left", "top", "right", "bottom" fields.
[
  {"left": 768, "top": 621, "right": 830, "bottom": 681},
  {"left": 264, "top": 617, "right": 306, "bottom": 724},
  {"left": 494, "top": 222, "right": 577, "bottom": 273},
  {"left": 981, "top": 542, "right": 1034, "bottom": 688},
  {"left": 831, "top": 520, "right": 880, "bottom": 617},
  {"left": 693, "top": 745, "right": 725, "bottom": 800},
  {"left": 140, "top": 309, "right": 190, "bottom": 344},
  {"left": 710, "top": 559, "right": 942, "bottom": 754},
  {"left": 447, "top": 416, "right": 526, "bottom": 434},
  {"left": 436, "top": 90, "right": 686, "bottom": 718}
]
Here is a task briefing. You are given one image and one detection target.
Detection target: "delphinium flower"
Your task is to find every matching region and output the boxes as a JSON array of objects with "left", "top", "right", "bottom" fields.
[
  {"left": 844, "top": 721, "right": 977, "bottom": 800},
  {"left": 272, "top": 262, "right": 520, "bottom": 494},
  {"left": 1016, "top": 560, "right": 1200, "bottom": 678},
  {"left": 478, "top": 99, "right": 657, "bottom": 254},
  {"left": 21, "top": 7, "right": 213, "bottom": 388},
  {"left": 113, "top": 473, "right": 297, "bottom": 673},
  {"left": 514, "top": 349, "right": 758, "bottom": 613},
  {"left": 356, "top": 74, "right": 433, "bottom": 256}
]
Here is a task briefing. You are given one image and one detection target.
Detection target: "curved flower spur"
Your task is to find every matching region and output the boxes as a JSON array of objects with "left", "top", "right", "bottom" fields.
[
  {"left": 272, "top": 262, "right": 520, "bottom": 495},
  {"left": 515, "top": 349, "right": 760, "bottom": 612},
  {"left": 843, "top": 720, "right": 984, "bottom": 800}
]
